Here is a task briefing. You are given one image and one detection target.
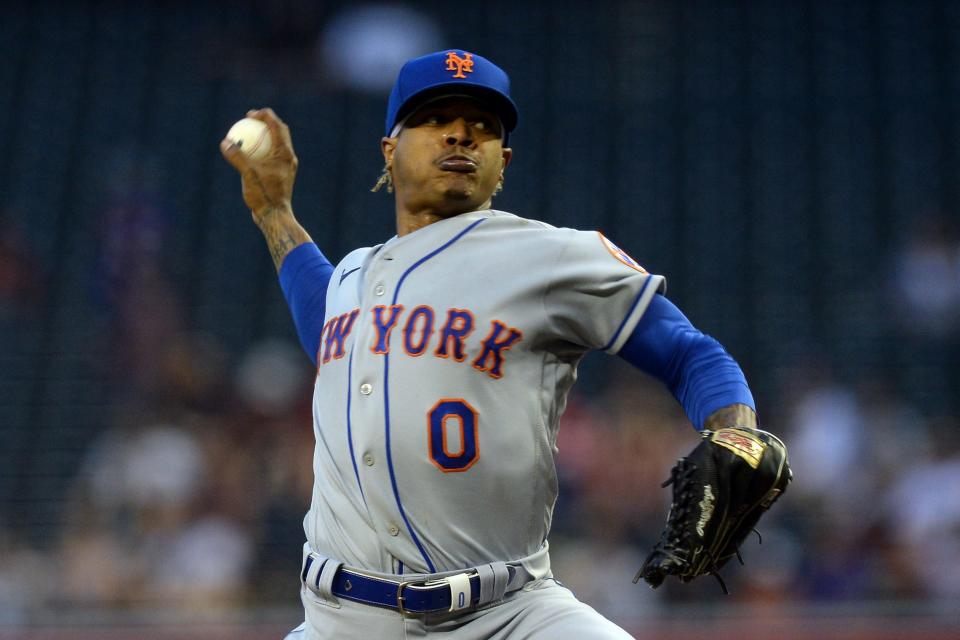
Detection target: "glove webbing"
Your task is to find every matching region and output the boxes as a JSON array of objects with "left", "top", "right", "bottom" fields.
[{"left": 632, "top": 459, "right": 747, "bottom": 594}]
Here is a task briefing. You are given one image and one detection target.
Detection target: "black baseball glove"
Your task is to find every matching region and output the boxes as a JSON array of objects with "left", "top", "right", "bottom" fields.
[{"left": 635, "top": 427, "right": 791, "bottom": 593}]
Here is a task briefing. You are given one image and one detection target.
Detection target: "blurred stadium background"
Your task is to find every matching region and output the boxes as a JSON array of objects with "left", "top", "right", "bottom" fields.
[{"left": 2, "top": 0, "right": 960, "bottom": 638}]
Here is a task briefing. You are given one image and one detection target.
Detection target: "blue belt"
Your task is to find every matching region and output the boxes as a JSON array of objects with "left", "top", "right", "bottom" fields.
[{"left": 302, "top": 555, "right": 485, "bottom": 615}]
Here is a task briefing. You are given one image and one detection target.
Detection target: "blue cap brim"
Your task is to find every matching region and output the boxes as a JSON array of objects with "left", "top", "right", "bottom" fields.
[
  {"left": 392, "top": 85, "right": 517, "bottom": 138},
  {"left": 385, "top": 50, "right": 518, "bottom": 143}
]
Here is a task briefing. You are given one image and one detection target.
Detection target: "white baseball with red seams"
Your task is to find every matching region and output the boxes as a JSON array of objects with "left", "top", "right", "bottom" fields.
[{"left": 225, "top": 117, "right": 272, "bottom": 160}]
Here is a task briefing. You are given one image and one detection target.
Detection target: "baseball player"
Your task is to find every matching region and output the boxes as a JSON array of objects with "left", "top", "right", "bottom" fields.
[{"left": 221, "top": 50, "right": 785, "bottom": 639}]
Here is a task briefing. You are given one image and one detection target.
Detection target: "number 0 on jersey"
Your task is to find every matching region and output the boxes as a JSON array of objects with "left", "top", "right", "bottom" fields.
[{"left": 428, "top": 399, "right": 479, "bottom": 472}]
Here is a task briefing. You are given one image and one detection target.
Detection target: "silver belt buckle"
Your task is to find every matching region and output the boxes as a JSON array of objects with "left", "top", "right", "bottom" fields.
[
  {"left": 397, "top": 571, "right": 474, "bottom": 615},
  {"left": 395, "top": 579, "right": 417, "bottom": 616}
]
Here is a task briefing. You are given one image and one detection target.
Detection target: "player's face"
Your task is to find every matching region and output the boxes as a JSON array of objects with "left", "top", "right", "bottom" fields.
[{"left": 382, "top": 97, "right": 512, "bottom": 221}]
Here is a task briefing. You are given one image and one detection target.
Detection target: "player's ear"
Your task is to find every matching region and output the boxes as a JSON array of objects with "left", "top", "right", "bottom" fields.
[
  {"left": 381, "top": 136, "right": 397, "bottom": 165},
  {"left": 500, "top": 147, "right": 513, "bottom": 171},
  {"left": 500, "top": 147, "right": 513, "bottom": 172}
]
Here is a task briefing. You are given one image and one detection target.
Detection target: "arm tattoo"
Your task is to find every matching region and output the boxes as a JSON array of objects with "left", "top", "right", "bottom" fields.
[
  {"left": 241, "top": 167, "right": 309, "bottom": 270},
  {"left": 257, "top": 205, "right": 311, "bottom": 272},
  {"left": 704, "top": 403, "right": 758, "bottom": 431},
  {"left": 265, "top": 222, "right": 302, "bottom": 271}
]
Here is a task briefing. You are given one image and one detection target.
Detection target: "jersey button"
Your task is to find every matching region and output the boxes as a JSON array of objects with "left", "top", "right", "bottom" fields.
[
  {"left": 374, "top": 283, "right": 385, "bottom": 296},
  {"left": 363, "top": 454, "right": 375, "bottom": 466},
  {"left": 359, "top": 383, "right": 373, "bottom": 395},
  {"left": 388, "top": 524, "right": 400, "bottom": 536}
]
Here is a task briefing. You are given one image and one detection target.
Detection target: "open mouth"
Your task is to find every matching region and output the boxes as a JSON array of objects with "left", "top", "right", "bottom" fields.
[{"left": 437, "top": 156, "right": 478, "bottom": 173}]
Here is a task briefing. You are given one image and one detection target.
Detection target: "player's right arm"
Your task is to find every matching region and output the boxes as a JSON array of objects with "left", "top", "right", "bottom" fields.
[
  {"left": 220, "top": 108, "right": 333, "bottom": 365},
  {"left": 220, "top": 108, "right": 312, "bottom": 271}
]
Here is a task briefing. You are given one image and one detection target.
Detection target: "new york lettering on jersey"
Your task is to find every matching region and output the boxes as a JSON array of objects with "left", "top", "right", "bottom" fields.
[{"left": 317, "top": 304, "right": 523, "bottom": 379}]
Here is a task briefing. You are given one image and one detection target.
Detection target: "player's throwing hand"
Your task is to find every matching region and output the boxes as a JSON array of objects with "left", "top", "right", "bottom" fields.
[{"left": 220, "top": 107, "right": 299, "bottom": 226}]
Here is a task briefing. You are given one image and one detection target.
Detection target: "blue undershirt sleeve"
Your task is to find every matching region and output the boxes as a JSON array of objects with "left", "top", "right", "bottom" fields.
[
  {"left": 278, "top": 242, "right": 334, "bottom": 366},
  {"left": 617, "top": 293, "right": 755, "bottom": 430}
]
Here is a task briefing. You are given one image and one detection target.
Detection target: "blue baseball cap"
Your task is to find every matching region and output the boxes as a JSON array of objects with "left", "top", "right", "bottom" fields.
[{"left": 385, "top": 50, "right": 518, "bottom": 142}]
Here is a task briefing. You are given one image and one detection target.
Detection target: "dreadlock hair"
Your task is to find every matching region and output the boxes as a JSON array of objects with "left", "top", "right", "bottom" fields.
[{"left": 371, "top": 164, "right": 393, "bottom": 193}]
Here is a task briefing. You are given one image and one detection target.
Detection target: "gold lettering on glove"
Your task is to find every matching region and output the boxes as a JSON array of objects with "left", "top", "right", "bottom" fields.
[
  {"left": 696, "top": 484, "right": 715, "bottom": 537},
  {"left": 711, "top": 428, "right": 765, "bottom": 469}
]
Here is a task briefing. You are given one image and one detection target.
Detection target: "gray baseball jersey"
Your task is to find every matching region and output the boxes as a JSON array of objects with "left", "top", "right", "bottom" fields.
[{"left": 303, "top": 209, "right": 665, "bottom": 577}]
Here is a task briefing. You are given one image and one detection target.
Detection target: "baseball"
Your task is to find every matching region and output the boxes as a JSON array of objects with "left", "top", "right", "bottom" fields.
[{"left": 226, "top": 117, "right": 272, "bottom": 160}]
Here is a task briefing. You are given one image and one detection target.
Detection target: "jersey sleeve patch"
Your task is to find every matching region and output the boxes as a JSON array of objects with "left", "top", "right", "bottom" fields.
[{"left": 598, "top": 232, "right": 647, "bottom": 273}]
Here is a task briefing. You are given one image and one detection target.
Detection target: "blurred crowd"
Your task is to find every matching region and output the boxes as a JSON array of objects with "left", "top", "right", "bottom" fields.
[{"left": 2, "top": 185, "right": 960, "bottom": 627}]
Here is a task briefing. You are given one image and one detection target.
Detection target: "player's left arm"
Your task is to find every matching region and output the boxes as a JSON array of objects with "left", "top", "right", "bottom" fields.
[
  {"left": 544, "top": 228, "right": 756, "bottom": 430},
  {"left": 702, "top": 402, "right": 757, "bottom": 430},
  {"left": 617, "top": 293, "right": 756, "bottom": 431},
  {"left": 620, "top": 293, "right": 792, "bottom": 591}
]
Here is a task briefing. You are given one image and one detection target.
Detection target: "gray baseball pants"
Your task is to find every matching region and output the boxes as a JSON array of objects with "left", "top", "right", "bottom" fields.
[{"left": 284, "top": 577, "right": 634, "bottom": 639}]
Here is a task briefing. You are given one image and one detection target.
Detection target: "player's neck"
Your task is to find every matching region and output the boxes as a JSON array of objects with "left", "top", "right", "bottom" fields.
[{"left": 395, "top": 200, "right": 492, "bottom": 236}]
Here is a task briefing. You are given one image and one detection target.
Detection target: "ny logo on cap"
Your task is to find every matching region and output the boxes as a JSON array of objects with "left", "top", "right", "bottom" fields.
[{"left": 445, "top": 51, "right": 474, "bottom": 79}]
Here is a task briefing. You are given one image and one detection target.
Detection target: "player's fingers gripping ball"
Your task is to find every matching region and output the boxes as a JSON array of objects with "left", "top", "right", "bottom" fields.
[
  {"left": 225, "top": 117, "right": 273, "bottom": 161},
  {"left": 636, "top": 427, "right": 791, "bottom": 593}
]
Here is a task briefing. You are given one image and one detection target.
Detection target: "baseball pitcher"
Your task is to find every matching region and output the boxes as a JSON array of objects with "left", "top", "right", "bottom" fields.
[{"left": 220, "top": 50, "right": 790, "bottom": 639}]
